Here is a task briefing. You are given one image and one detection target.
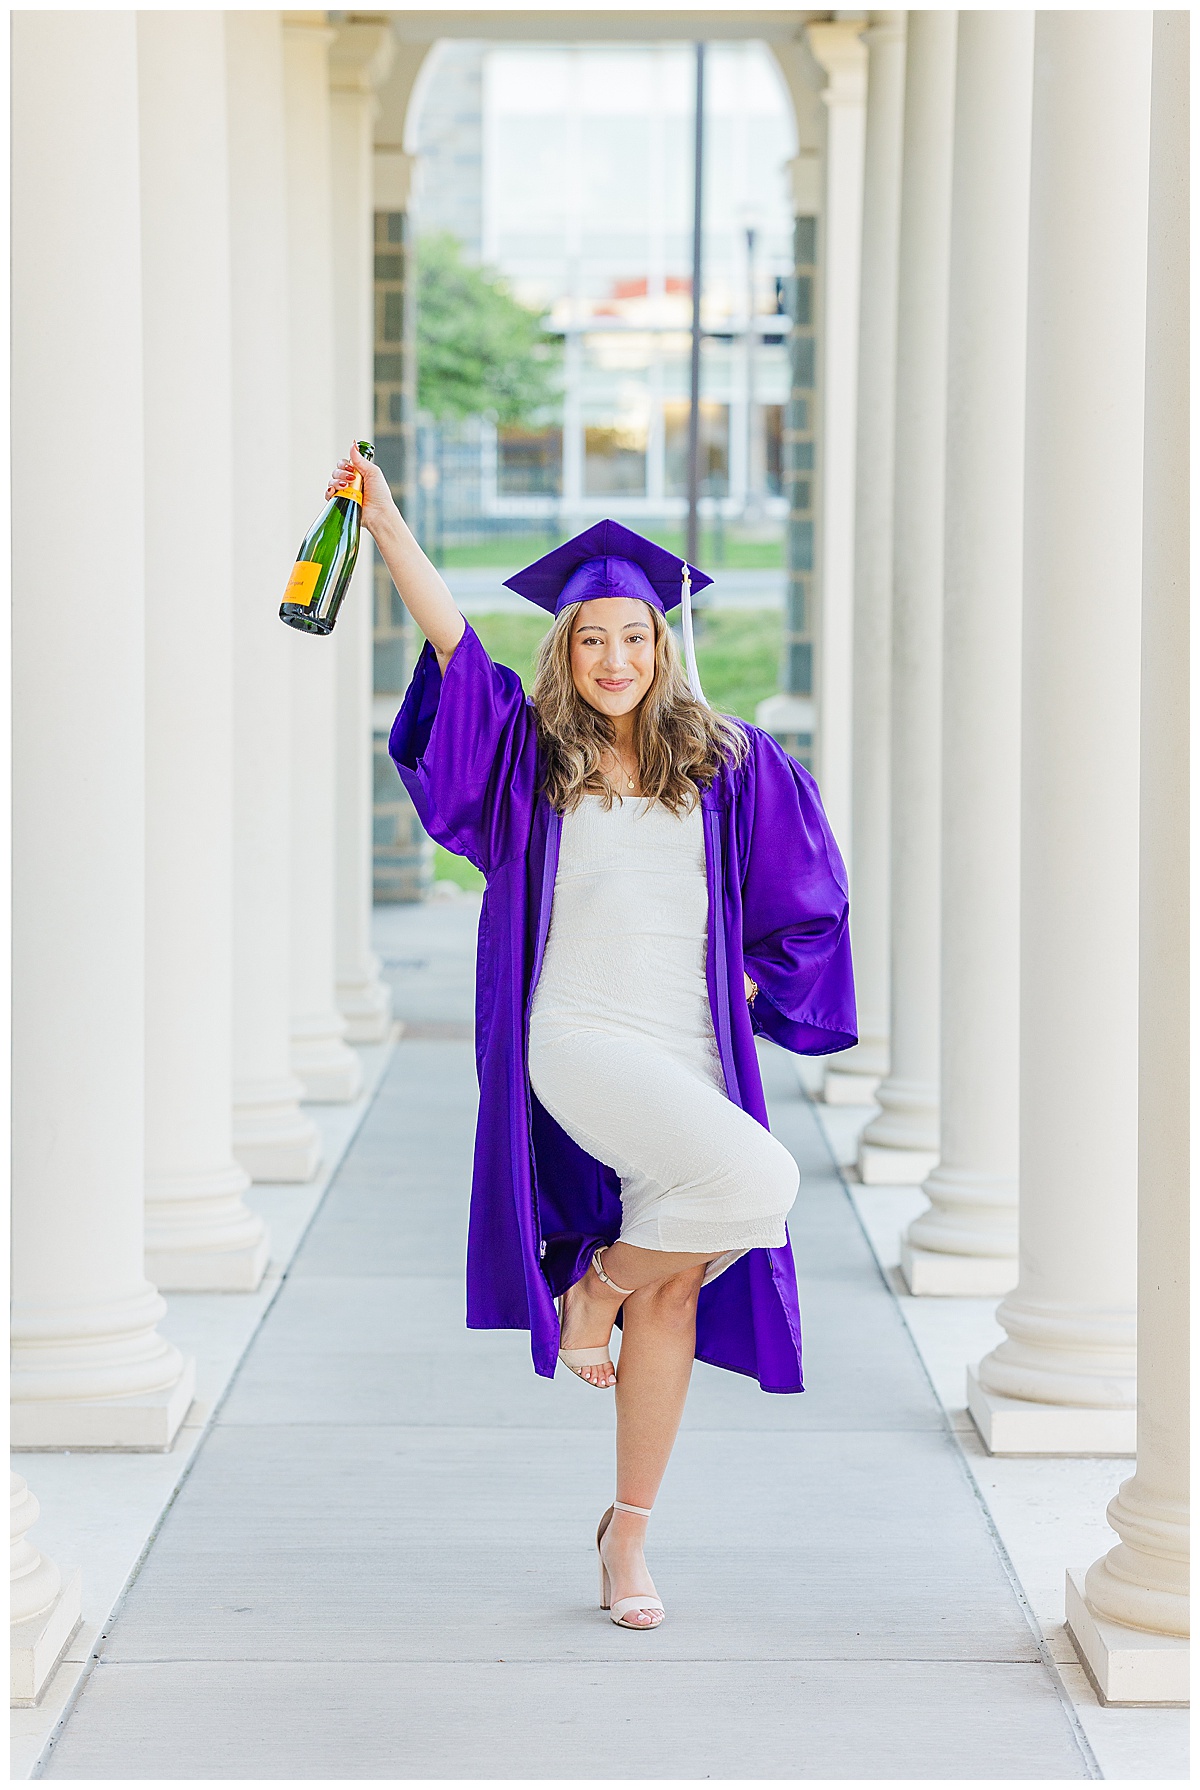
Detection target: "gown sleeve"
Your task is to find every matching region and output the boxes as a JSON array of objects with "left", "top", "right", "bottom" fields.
[
  {"left": 388, "top": 620, "right": 537, "bottom": 878},
  {"left": 737, "top": 728, "right": 858, "bottom": 1057}
]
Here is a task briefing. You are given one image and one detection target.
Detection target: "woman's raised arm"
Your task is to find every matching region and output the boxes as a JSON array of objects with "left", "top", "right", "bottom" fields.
[{"left": 326, "top": 440, "right": 465, "bottom": 670}]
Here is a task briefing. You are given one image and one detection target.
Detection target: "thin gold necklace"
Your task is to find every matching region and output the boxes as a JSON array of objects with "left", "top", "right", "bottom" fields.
[{"left": 605, "top": 751, "right": 636, "bottom": 794}]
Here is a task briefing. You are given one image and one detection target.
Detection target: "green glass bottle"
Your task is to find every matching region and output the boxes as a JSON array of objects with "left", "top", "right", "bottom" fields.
[{"left": 279, "top": 440, "right": 375, "bottom": 635}]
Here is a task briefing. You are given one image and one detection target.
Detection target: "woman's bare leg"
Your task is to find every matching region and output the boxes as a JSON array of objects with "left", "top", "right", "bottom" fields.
[
  {"left": 615, "top": 1264, "right": 704, "bottom": 1502},
  {"left": 600, "top": 1263, "right": 707, "bottom": 1626},
  {"left": 558, "top": 1242, "right": 713, "bottom": 1387}
]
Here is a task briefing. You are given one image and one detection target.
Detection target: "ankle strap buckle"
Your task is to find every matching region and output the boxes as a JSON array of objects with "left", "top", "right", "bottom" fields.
[{"left": 592, "top": 1247, "right": 635, "bottom": 1298}]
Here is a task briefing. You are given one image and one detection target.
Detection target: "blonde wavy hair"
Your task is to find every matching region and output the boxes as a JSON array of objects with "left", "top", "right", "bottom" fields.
[{"left": 531, "top": 600, "right": 748, "bottom": 816}]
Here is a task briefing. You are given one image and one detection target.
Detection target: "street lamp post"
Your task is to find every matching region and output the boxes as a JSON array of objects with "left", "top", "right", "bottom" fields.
[
  {"left": 685, "top": 40, "right": 705, "bottom": 584},
  {"left": 744, "top": 223, "right": 762, "bottom": 523}
]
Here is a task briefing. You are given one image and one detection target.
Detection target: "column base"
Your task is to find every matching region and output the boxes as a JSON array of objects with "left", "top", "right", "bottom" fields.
[
  {"left": 233, "top": 1127, "right": 321, "bottom": 1182},
  {"left": 232, "top": 1078, "right": 321, "bottom": 1182},
  {"left": 899, "top": 1240, "right": 1018, "bottom": 1296},
  {"left": 858, "top": 1141, "right": 939, "bottom": 1184},
  {"left": 11, "top": 1356, "right": 196, "bottom": 1452},
  {"left": 290, "top": 1017, "right": 363, "bottom": 1103},
  {"left": 336, "top": 969, "right": 392, "bottom": 1044},
  {"left": 145, "top": 1165, "right": 270, "bottom": 1292},
  {"left": 10, "top": 1566, "right": 82, "bottom": 1706},
  {"left": 966, "top": 1367, "right": 1136, "bottom": 1455},
  {"left": 793, "top": 1056, "right": 825, "bottom": 1097},
  {"left": 821, "top": 1035, "right": 889, "bottom": 1079},
  {"left": 823, "top": 1069, "right": 882, "bottom": 1105},
  {"left": 1065, "top": 1568, "right": 1189, "bottom": 1705},
  {"left": 146, "top": 1227, "right": 270, "bottom": 1293}
]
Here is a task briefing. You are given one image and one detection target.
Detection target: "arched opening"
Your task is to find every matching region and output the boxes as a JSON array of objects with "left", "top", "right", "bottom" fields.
[{"left": 370, "top": 21, "right": 831, "bottom": 900}]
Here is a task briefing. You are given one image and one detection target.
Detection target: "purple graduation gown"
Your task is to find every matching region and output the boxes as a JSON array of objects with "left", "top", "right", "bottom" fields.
[{"left": 390, "top": 624, "right": 857, "bottom": 1393}]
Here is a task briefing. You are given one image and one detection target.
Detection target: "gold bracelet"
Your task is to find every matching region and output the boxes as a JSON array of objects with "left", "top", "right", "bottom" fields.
[{"left": 746, "top": 977, "right": 759, "bottom": 1005}]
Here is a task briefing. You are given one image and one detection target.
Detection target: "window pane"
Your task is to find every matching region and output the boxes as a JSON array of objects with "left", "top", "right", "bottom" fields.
[
  {"left": 584, "top": 426, "right": 646, "bottom": 495},
  {"left": 764, "top": 404, "right": 783, "bottom": 497},
  {"left": 581, "top": 332, "right": 650, "bottom": 497},
  {"left": 663, "top": 400, "right": 730, "bottom": 498},
  {"left": 497, "top": 425, "right": 562, "bottom": 496}
]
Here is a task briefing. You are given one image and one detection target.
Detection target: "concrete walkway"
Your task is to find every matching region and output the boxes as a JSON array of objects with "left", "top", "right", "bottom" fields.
[{"left": 44, "top": 902, "right": 1094, "bottom": 1780}]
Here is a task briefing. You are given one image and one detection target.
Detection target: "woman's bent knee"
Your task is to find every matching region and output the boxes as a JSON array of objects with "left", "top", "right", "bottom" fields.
[{"left": 629, "top": 1266, "right": 705, "bottom": 1324}]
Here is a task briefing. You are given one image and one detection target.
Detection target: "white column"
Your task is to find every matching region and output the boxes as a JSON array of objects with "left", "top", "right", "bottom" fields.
[
  {"left": 228, "top": 14, "right": 321, "bottom": 1184},
  {"left": 805, "top": 22, "right": 866, "bottom": 857},
  {"left": 823, "top": 13, "right": 904, "bottom": 1108},
  {"left": 1066, "top": 11, "right": 1189, "bottom": 1703},
  {"left": 968, "top": 11, "right": 1151, "bottom": 1456},
  {"left": 371, "top": 143, "right": 438, "bottom": 903},
  {"left": 330, "top": 23, "right": 394, "bottom": 1044},
  {"left": 899, "top": 13, "right": 1033, "bottom": 1295},
  {"left": 139, "top": 12, "right": 269, "bottom": 1292},
  {"left": 11, "top": 11, "right": 194, "bottom": 1449},
  {"left": 857, "top": 12, "right": 955, "bottom": 1184},
  {"left": 755, "top": 48, "right": 821, "bottom": 762},
  {"left": 10, "top": 1476, "right": 81, "bottom": 1706},
  {"left": 284, "top": 14, "right": 363, "bottom": 1102}
]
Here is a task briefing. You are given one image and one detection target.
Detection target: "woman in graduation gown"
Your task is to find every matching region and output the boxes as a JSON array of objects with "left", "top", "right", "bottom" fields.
[{"left": 328, "top": 444, "right": 856, "bottom": 1632}]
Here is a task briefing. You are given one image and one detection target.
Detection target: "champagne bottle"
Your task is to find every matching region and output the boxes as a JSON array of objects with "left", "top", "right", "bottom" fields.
[{"left": 279, "top": 440, "right": 375, "bottom": 635}]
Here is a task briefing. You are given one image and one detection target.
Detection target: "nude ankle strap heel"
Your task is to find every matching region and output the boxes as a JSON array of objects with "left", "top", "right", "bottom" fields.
[
  {"left": 556, "top": 1293, "right": 615, "bottom": 1383},
  {"left": 596, "top": 1502, "right": 665, "bottom": 1630},
  {"left": 555, "top": 1249, "right": 633, "bottom": 1387},
  {"left": 591, "top": 1247, "right": 635, "bottom": 1296}
]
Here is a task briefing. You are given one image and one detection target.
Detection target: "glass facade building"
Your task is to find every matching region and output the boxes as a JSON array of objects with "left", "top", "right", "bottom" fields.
[{"left": 411, "top": 39, "right": 797, "bottom": 534}]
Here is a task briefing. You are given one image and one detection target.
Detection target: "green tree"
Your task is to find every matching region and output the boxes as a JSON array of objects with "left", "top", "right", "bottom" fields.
[{"left": 417, "top": 232, "right": 561, "bottom": 424}]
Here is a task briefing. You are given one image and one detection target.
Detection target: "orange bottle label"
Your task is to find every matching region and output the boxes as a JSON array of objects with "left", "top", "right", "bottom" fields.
[
  {"left": 283, "top": 561, "right": 322, "bottom": 607},
  {"left": 332, "top": 475, "right": 363, "bottom": 504}
]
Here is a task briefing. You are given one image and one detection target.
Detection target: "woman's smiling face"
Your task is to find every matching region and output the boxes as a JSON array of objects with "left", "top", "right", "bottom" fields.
[{"left": 568, "top": 597, "right": 657, "bottom": 718}]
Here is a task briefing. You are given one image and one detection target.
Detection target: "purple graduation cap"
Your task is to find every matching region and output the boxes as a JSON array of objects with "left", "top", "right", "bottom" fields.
[{"left": 502, "top": 518, "right": 713, "bottom": 702}]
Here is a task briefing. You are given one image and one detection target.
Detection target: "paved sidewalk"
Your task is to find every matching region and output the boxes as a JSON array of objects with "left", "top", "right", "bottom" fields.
[{"left": 44, "top": 903, "right": 1094, "bottom": 1780}]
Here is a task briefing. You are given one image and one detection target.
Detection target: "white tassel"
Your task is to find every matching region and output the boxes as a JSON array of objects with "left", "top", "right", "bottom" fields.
[{"left": 680, "top": 564, "right": 707, "bottom": 704}]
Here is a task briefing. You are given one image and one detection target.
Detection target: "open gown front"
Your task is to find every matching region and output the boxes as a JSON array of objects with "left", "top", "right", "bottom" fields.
[{"left": 389, "top": 623, "right": 857, "bottom": 1393}]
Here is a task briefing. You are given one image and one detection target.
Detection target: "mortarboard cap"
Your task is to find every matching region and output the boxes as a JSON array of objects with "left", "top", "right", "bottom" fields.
[
  {"left": 502, "top": 519, "right": 712, "bottom": 702},
  {"left": 502, "top": 519, "right": 712, "bottom": 618}
]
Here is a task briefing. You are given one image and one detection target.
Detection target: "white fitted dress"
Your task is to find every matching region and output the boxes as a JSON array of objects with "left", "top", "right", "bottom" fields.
[{"left": 527, "top": 793, "right": 799, "bottom": 1285}]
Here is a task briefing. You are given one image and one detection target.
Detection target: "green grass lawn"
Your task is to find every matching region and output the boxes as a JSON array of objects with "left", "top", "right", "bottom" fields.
[
  {"left": 687, "top": 608, "right": 785, "bottom": 723},
  {"left": 440, "top": 527, "right": 782, "bottom": 571},
  {"left": 466, "top": 612, "right": 553, "bottom": 691},
  {"left": 434, "top": 843, "right": 487, "bottom": 890},
  {"left": 431, "top": 607, "right": 783, "bottom": 894},
  {"left": 467, "top": 607, "right": 782, "bottom": 723}
]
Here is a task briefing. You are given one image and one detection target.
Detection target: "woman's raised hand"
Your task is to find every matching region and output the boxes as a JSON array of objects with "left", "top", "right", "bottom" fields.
[
  {"left": 325, "top": 440, "right": 396, "bottom": 540},
  {"left": 333, "top": 438, "right": 465, "bottom": 667}
]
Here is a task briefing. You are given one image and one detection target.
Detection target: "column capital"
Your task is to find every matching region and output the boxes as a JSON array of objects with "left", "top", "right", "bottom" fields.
[
  {"left": 863, "top": 12, "right": 906, "bottom": 49},
  {"left": 769, "top": 38, "right": 825, "bottom": 155},
  {"left": 806, "top": 21, "right": 868, "bottom": 108},
  {"left": 329, "top": 19, "right": 394, "bottom": 96}
]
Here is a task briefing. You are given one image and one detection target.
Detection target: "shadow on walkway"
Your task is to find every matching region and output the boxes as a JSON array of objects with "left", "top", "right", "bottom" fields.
[{"left": 45, "top": 902, "right": 1092, "bottom": 1780}]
